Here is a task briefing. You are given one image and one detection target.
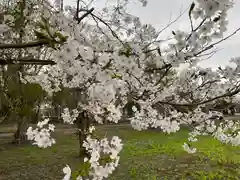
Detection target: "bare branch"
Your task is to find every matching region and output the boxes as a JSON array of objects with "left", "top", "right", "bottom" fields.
[
  {"left": 90, "top": 12, "right": 125, "bottom": 46},
  {"left": 76, "top": 7, "right": 94, "bottom": 24},
  {"left": 193, "top": 27, "right": 240, "bottom": 57},
  {"left": 144, "top": 6, "right": 188, "bottom": 49},
  {"left": 185, "top": 18, "right": 207, "bottom": 42},
  {"left": 188, "top": 2, "right": 195, "bottom": 31}
]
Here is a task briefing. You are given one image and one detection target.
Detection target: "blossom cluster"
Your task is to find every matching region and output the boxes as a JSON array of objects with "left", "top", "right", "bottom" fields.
[
  {"left": 61, "top": 108, "right": 79, "bottom": 124},
  {"left": 26, "top": 118, "right": 56, "bottom": 148},
  {"left": 63, "top": 128, "right": 123, "bottom": 180},
  {"left": 130, "top": 103, "right": 181, "bottom": 133},
  {"left": 184, "top": 112, "right": 240, "bottom": 153},
  {"left": 81, "top": 136, "right": 123, "bottom": 180}
]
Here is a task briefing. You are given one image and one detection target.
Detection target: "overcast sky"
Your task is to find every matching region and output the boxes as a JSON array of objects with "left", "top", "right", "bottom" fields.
[{"left": 65, "top": 0, "right": 240, "bottom": 69}]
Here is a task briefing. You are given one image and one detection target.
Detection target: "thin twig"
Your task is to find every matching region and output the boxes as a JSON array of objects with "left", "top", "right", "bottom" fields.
[
  {"left": 76, "top": 7, "right": 94, "bottom": 24},
  {"left": 193, "top": 27, "right": 240, "bottom": 57},
  {"left": 144, "top": 6, "right": 188, "bottom": 49},
  {"left": 90, "top": 13, "right": 125, "bottom": 46}
]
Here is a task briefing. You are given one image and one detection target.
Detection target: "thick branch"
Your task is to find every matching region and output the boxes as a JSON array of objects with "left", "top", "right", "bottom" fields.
[
  {"left": 145, "top": 64, "right": 172, "bottom": 73},
  {"left": 0, "top": 58, "right": 56, "bottom": 65},
  {"left": 0, "top": 39, "right": 50, "bottom": 49}
]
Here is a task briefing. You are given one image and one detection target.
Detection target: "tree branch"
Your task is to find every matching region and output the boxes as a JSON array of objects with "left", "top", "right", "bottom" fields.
[
  {"left": 76, "top": 7, "right": 94, "bottom": 24},
  {"left": 157, "top": 87, "right": 240, "bottom": 107},
  {"left": 90, "top": 12, "right": 125, "bottom": 46},
  {"left": 0, "top": 39, "right": 51, "bottom": 49},
  {"left": 145, "top": 64, "right": 172, "bottom": 73},
  {"left": 0, "top": 58, "right": 56, "bottom": 65},
  {"left": 193, "top": 27, "right": 240, "bottom": 57}
]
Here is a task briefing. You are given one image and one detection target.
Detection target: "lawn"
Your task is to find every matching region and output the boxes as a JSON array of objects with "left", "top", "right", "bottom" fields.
[{"left": 0, "top": 124, "right": 240, "bottom": 180}]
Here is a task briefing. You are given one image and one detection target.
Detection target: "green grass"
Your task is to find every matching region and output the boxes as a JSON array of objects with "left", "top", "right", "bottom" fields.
[{"left": 0, "top": 125, "right": 240, "bottom": 180}]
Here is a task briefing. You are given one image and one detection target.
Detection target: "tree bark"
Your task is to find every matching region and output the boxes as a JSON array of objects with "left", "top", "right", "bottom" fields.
[
  {"left": 12, "top": 117, "right": 28, "bottom": 144},
  {"left": 77, "top": 111, "right": 91, "bottom": 157}
]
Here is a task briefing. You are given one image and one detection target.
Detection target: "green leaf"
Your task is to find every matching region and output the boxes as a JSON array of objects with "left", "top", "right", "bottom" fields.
[
  {"left": 75, "top": 162, "right": 91, "bottom": 178},
  {"left": 111, "top": 73, "right": 122, "bottom": 79},
  {"left": 41, "top": 16, "right": 49, "bottom": 27},
  {"left": 36, "top": 21, "right": 46, "bottom": 30},
  {"left": 34, "top": 30, "right": 48, "bottom": 40},
  {"left": 54, "top": 32, "right": 68, "bottom": 42}
]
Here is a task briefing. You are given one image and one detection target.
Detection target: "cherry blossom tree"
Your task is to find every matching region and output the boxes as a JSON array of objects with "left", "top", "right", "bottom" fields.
[
  {"left": 1, "top": 0, "right": 240, "bottom": 179},
  {"left": 0, "top": 0, "right": 57, "bottom": 143}
]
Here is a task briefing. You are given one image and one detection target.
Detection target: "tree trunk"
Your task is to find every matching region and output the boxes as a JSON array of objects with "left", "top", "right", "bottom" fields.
[
  {"left": 12, "top": 118, "right": 28, "bottom": 144},
  {"left": 76, "top": 111, "right": 91, "bottom": 157}
]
